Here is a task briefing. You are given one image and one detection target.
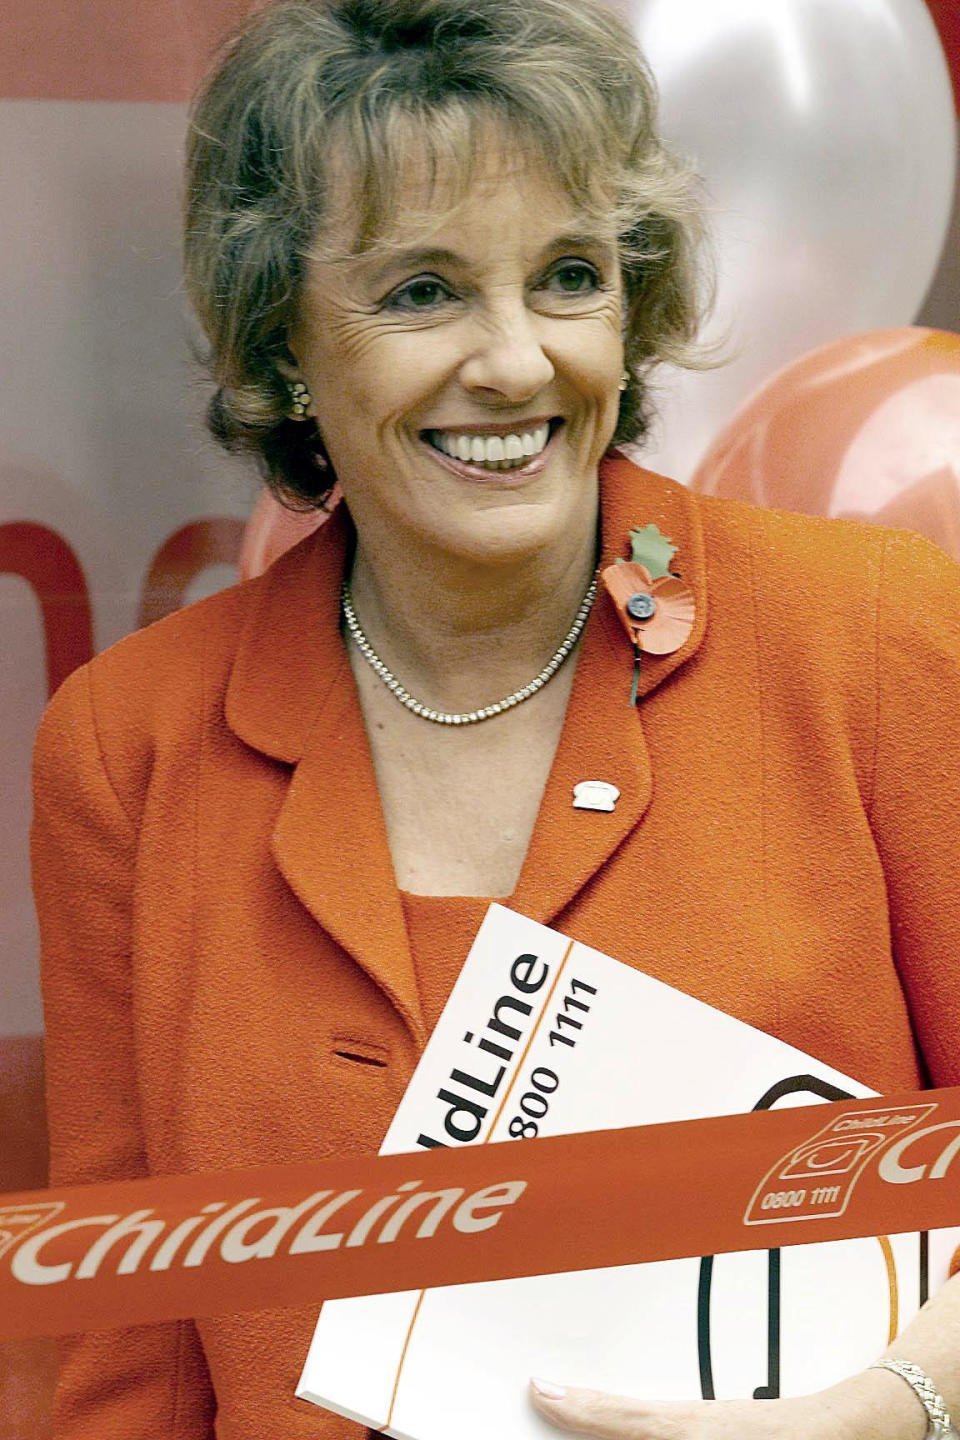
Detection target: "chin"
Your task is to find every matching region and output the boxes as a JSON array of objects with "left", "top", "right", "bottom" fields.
[{"left": 422, "top": 498, "right": 583, "bottom": 566}]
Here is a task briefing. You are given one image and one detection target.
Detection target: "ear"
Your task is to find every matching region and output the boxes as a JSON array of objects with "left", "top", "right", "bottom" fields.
[{"left": 273, "top": 342, "right": 302, "bottom": 386}]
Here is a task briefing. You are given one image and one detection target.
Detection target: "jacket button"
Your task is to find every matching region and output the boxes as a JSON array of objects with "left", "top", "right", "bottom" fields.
[{"left": 626, "top": 592, "right": 656, "bottom": 621}]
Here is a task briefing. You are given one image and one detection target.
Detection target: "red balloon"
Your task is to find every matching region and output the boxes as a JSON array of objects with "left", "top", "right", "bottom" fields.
[
  {"left": 926, "top": 0, "right": 960, "bottom": 112},
  {"left": 140, "top": 517, "right": 246, "bottom": 626},
  {"left": 239, "top": 488, "right": 339, "bottom": 581},
  {"left": 691, "top": 328, "right": 960, "bottom": 562}
]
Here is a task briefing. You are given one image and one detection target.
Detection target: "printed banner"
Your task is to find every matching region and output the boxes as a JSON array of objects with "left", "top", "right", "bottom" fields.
[{"left": 1, "top": 1086, "right": 959, "bottom": 1342}]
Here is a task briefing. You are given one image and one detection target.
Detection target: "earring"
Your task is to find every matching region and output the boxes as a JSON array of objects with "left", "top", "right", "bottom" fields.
[
  {"left": 618, "top": 370, "right": 630, "bottom": 393},
  {"left": 290, "top": 380, "right": 312, "bottom": 418}
]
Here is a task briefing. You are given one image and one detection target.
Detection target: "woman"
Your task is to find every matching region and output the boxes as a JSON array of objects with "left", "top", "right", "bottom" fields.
[{"left": 32, "top": 0, "right": 960, "bottom": 1436}]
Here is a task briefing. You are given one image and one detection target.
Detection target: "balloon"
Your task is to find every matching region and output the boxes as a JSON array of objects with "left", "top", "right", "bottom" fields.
[
  {"left": 613, "top": 0, "right": 957, "bottom": 483},
  {"left": 925, "top": 0, "right": 960, "bottom": 112},
  {"left": 690, "top": 328, "right": 960, "bottom": 562},
  {"left": 239, "top": 488, "right": 337, "bottom": 581}
]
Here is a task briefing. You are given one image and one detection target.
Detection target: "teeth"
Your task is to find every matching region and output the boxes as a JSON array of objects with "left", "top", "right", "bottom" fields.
[{"left": 430, "top": 423, "right": 553, "bottom": 468}]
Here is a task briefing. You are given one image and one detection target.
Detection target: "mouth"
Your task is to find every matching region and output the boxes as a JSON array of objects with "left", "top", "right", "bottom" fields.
[{"left": 419, "top": 418, "right": 565, "bottom": 481}]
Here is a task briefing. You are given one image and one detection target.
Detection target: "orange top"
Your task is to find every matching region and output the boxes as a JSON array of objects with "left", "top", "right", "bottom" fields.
[
  {"left": 32, "top": 458, "right": 960, "bottom": 1437},
  {"left": 399, "top": 893, "right": 494, "bottom": 1033}
]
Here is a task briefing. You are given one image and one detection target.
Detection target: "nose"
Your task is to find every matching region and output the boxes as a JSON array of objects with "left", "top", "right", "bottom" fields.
[{"left": 456, "top": 297, "right": 555, "bottom": 402}]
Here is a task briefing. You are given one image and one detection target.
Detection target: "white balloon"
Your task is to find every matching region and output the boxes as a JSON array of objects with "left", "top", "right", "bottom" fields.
[{"left": 614, "top": 0, "right": 958, "bottom": 481}]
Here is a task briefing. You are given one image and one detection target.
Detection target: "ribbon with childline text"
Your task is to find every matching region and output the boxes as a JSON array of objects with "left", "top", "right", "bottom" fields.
[{"left": 1, "top": 1085, "right": 959, "bottom": 1341}]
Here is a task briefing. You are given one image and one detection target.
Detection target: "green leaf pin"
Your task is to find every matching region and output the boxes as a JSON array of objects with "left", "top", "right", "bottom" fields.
[{"left": 617, "top": 524, "right": 678, "bottom": 579}]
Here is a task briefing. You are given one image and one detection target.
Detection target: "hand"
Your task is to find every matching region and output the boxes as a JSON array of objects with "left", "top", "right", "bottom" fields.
[{"left": 528, "top": 1367, "right": 928, "bottom": 1440}]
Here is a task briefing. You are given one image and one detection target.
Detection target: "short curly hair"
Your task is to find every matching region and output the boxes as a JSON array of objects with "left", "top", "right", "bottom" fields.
[{"left": 184, "top": 0, "right": 710, "bottom": 507}]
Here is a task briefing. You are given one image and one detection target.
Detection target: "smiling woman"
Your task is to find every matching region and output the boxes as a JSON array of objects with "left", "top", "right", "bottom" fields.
[
  {"left": 183, "top": 0, "right": 705, "bottom": 508},
  {"left": 30, "top": 0, "right": 960, "bottom": 1437}
]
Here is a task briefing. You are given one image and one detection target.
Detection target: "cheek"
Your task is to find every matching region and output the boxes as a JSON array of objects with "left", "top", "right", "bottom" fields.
[
  {"left": 562, "top": 308, "right": 623, "bottom": 378},
  {"left": 322, "top": 325, "right": 457, "bottom": 412}
]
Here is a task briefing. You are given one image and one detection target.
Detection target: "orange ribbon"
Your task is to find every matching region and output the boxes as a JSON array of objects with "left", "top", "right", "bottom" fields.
[{"left": 1, "top": 1086, "right": 959, "bottom": 1341}]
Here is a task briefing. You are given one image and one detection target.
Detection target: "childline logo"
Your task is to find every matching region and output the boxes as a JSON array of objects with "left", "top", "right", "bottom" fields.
[
  {"left": 743, "top": 1104, "right": 938, "bottom": 1226},
  {"left": 1, "top": 1180, "right": 527, "bottom": 1290},
  {"left": 0, "top": 1204, "right": 66, "bottom": 1261}
]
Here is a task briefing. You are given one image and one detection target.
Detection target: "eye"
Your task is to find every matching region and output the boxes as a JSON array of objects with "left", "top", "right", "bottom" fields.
[
  {"left": 542, "top": 261, "right": 601, "bottom": 295},
  {"left": 385, "top": 276, "right": 454, "bottom": 312}
]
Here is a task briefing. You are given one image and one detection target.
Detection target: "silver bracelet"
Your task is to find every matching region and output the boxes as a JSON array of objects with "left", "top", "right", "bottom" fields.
[{"left": 869, "top": 1359, "right": 953, "bottom": 1439}]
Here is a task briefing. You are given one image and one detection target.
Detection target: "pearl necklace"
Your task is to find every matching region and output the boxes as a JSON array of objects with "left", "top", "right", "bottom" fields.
[{"left": 341, "top": 576, "right": 598, "bottom": 726}]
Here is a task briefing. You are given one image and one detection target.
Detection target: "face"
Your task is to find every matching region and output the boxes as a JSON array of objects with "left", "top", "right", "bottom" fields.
[{"left": 286, "top": 136, "right": 625, "bottom": 569}]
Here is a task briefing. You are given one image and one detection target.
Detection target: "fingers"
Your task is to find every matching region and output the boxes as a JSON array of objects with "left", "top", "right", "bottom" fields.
[
  {"left": 529, "top": 1379, "right": 683, "bottom": 1439},
  {"left": 528, "top": 1384, "right": 835, "bottom": 1440}
]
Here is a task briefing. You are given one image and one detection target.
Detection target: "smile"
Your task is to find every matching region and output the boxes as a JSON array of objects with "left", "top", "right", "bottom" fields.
[{"left": 421, "top": 419, "right": 563, "bottom": 476}]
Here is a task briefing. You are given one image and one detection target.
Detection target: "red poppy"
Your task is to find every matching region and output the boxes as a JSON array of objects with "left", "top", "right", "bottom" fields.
[{"left": 601, "top": 560, "right": 695, "bottom": 656}]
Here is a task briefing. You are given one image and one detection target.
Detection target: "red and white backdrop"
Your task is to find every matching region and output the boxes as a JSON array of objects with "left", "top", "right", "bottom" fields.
[{"left": 0, "top": 0, "right": 957, "bottom": 1431}]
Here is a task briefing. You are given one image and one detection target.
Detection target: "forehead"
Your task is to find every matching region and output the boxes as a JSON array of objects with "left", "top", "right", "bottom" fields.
[{"left": 315, "top": 120, "right": 617, "bottom": 267}]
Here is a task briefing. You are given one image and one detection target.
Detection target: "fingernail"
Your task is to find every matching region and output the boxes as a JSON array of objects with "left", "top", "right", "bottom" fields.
[{"left": 532, "top": 1378, "right": 567, "bottom": 1399}]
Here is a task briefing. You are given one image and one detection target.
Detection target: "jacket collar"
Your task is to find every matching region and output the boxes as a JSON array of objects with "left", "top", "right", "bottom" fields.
[
  {"left": 512, "top": 454, "right": 708, "bottom": 924},
  {"left": 225, "top": 456, "right": 708, "bottom": 1044}
]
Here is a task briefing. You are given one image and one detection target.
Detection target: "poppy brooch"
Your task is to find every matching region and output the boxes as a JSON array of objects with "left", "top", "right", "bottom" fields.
[{"left": 601, "top": 524, "right": 695, "bottom": 704}]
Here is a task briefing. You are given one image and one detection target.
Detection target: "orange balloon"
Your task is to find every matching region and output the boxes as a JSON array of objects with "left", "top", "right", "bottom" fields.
[
  {"left": 239, "top": 488, "right": 339, "bottom": 581},
  {"left": 691, "top": 328, "right": 960, "bottom": 562}
]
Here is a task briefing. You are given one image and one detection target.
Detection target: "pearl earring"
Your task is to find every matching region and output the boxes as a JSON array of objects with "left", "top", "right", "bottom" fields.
[
  {"left": 290, "top": 381, "right": 312, "bottom": 418},
  {"left": 619, "top": 370, "right": 630, "bottom": 393}
]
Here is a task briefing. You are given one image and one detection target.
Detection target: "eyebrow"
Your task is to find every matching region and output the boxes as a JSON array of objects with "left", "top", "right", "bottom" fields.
[{"left": 367, "top": 231, "right": 618, "bottom": 282}]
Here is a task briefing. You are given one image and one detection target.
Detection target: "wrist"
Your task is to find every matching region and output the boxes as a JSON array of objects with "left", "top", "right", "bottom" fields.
[
  {"left": 870, "top": 1360, "right": 955, "bottom": 1440},
  {"left": 826, "top": 1366, "right": 934, "bottom": 1440}
]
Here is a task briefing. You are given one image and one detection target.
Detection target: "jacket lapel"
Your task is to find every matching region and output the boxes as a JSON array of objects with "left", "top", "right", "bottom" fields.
[
  {"left": 512, "top": 457, "right": 708, "bottom": 925},
  {"left": 225, "top": 510, "right": 426, "bottom": 1046},
  {"left": 224, "top": 458, "right": 707, "bottom": 1037}
]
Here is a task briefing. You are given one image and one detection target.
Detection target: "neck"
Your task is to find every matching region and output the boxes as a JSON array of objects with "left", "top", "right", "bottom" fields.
[{"left": 346, "top": 511, "right": 599, "bottom": 715}]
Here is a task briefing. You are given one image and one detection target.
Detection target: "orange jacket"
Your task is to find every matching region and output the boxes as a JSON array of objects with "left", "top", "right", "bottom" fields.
[{"left": 32, "top": 458, "right": 960, "bottom": 1438}]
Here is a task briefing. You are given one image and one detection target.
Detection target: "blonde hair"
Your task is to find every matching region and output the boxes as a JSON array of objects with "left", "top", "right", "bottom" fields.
[{"left": 184, "top": 0, "right": 711, "bottom": 505}]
